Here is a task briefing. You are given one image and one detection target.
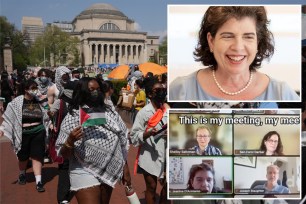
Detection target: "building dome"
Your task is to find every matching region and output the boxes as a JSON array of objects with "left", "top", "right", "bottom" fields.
[
  {"left": 77, "top": 3, "right": 127, "bottom": 18},
  {"left": 69, "top": 3, "right": 159, "bottom": 67}
]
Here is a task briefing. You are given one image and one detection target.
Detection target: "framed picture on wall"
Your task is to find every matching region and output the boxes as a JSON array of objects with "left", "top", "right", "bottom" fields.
[
  {"left": 169, "top": 157, "right": 184, "bottom": 184},
  {"left": 202, "top": 159, "right": 214, "bottom": 167},
  {"left": 234, "top": 156, "right": 257, "bottom": 168}
]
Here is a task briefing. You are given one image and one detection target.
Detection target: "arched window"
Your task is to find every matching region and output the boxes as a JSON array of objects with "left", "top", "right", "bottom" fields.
[{"left": 100, "top": 23, "right": 120, "bottom": 31}]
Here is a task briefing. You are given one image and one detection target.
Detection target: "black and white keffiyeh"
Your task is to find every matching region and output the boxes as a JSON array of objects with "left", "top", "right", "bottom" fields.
[
  {"left": 0, "top": 96, "right": 23, "bottom": 153},
  {"left": 0, "top": 95, "right": 50, "bottom": 153},
  {"left": 56, "top": 107, "right": 129, "bottom": 187},
  {"left": 55, "top": 66, "right": 71, "bottom": 95},
  {"left": 35, "top": 77, "right": 53, "bottom": 95}
]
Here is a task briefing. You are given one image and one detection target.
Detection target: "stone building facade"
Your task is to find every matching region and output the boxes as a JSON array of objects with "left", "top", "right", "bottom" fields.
[
  {"left": 22, "top": 16, "right": 44, "bottom": 45},
  {"left": 71, "top": 3, "right": 159, "bottom": 66}
]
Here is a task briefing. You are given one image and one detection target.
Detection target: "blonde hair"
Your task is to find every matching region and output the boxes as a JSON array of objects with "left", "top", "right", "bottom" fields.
[{"left": 196, "top": 126, "right": 212, "bottom": 137}]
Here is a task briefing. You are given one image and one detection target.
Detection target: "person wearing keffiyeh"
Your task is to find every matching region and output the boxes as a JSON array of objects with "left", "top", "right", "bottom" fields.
[
  {"left": 55, "top": 77, "right": 130, "bottom": 204},
  {"left": 49, "top": 80, "right": 77, "bottom": 204},
  {"left": 35, "top": 68, "right": 57, "bottom": 110},
  {"left": 0, "top": 79, "right": 50, "bottom": 192},
  {"left": 55, "top": 66, "right": 71, "bottom": 97}
]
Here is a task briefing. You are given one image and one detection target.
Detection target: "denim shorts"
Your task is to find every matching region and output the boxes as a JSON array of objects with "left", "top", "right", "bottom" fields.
[{"left": 69, "top": 157, "right": 101, "bottom": 191}]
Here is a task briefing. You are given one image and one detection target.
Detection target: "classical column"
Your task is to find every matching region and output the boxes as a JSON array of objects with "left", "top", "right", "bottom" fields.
[
  {"left": 135, "top": 45, "right": 139, "bottom": 64},
  {"left": 92, "top": 44, "right": 95, "bottom": 64},
  {"left": 95, "top": 44, "right": 98, "bottom": 65},
  {"left": 100, "top": 44, "right": 104, "bottom": 64},
  {"left": 143, "top": 43, "right": 147, "bottom": 63},
  {"left": 106, "top": 44, "right": 110, "bottom": 64},
  {"left": 125, "top": 45, "right": 128, "bottom": 64},
  {"left": 90, "top": 43, "right": 93, "bottom": 65},
  {"left": 132, "top": 45, "right": 135, "bottom": 64},
  {"left": 129, "top": 45, "right": 134, "bottom": 64},
  {"left": 112, "top": 44, "right": 116, "bottom": 64},
  {"left": 131, "top": 45, "right": 134, "bottom": 64},
  {"left": 109, "top": 44, "right": 112, "bottom": 64},
  {"left": 139, "top": 45, "right": 143, "bottom": 64},
  {"left": 118, "top": 44, "right": 122, "bottom": 65},
  {"left": 84, "top": 40, "right": 91, "bottom": 66},
  {"left": 130, "top": 45, "right": 133, "bottom": 64}
]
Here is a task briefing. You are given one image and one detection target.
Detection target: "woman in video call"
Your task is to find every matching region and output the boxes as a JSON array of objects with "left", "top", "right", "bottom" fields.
[
  {"left": 169, "top": 6, "right": 299, "bottom": 101},
  {"left": 189, "top": 126, "right": 222, "bottom": 156},
  {"left": 259, "top": 131, "right": 284, "bottom": 156},
  {"left": 186, "top": 163, "right": 222, "bottom": 193}
]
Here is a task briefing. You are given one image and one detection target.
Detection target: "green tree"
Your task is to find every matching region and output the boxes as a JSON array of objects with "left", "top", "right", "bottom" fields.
[
  {"left": 149, "top": 53, "right": 158, "bottom": 64},
  {"left": 0, "top": 16, "right": 29, "bottom": 72},
  {"left": 29, "top": 25, "right": 80, "bottom": 67},
  {"left": 159, "top": 35, "right": 167, "bottom": 65},
  {"left": 71, "top": 49, "right": 80, "bottom": 67},
  {"left": 29, "top": 36, "right": 44, "bottom": 66}
]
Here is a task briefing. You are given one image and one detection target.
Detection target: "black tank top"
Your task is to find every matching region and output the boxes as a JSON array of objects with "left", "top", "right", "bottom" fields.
[{"left": 22, "top": 98, "right": 43, "bottom": 124}]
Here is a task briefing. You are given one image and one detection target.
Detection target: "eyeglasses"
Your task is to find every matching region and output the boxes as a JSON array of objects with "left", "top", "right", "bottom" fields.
[
  {"left": 267, "top": 139, "right": 278, "bottom": 144},
  {"left": 197, "top": 136, "right": 210, "bottom": 139}
]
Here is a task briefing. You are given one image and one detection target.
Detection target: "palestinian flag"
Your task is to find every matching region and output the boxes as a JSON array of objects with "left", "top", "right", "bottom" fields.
[{"left": 79, "top": 107, "right": 107, "bottom": 127}]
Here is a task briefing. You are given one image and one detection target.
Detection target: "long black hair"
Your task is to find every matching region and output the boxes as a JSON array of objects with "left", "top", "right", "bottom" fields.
[
  {"left": 68, "top": 77, "right": 105, "bottom": 114},
  {"left": 143, "top": 76, "right": 160, "bottom": 98},
  {"left": 101, "top": 80, "right": 114, "bottom": 93}
]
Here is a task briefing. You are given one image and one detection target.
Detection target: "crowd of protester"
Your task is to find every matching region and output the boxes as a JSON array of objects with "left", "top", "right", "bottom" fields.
[
  {"left": 0, "top": 64, "right": 305, "bottom": 204},
  {"left": 0, "top": 65, "right": 170, "bottom": 204}
]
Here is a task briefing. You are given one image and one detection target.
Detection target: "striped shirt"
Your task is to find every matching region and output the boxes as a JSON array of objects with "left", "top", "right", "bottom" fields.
[{"left": 190, "top": 145, "right": 222, "bottom": 156}]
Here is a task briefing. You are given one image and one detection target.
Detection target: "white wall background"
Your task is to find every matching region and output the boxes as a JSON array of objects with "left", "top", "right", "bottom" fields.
[
  {"left": 168, "top": 5, "right": 301, "bottom": 92},
  {"left": 169, "top": 157, "right": 233, "bottom": 190},
  {"left": 234, "top": 156, "right": 300, "bottom": 193}
]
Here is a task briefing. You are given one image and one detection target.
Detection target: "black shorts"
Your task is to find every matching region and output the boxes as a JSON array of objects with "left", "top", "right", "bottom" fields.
[
  {"left": 17, "top": 129, "right": 46, "bottom": 163},
  {"left": 137, "top": 165, "right": 150, "bottom": 175}
]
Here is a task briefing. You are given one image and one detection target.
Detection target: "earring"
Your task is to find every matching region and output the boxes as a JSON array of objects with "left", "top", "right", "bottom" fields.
[{"left": 210, "top": 49, "right": 213, "bottom": 53}]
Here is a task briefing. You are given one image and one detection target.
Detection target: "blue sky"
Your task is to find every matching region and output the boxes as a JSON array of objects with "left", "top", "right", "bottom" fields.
[{"left": 0, "top": 0, "right": 305, "bottom": 39}]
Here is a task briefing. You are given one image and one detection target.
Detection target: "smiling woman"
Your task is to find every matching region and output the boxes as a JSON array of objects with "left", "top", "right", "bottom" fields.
[
  {"left": 169, "top": 6, "right": 300, "bottom": 101},
  {"left": 259, "top": 131, "right": 284, "bottom": 156}
]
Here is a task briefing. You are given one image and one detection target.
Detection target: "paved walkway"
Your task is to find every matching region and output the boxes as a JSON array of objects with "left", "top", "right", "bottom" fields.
[{"left": 0, "top": 108, "right": 164, "bottom": 204}]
